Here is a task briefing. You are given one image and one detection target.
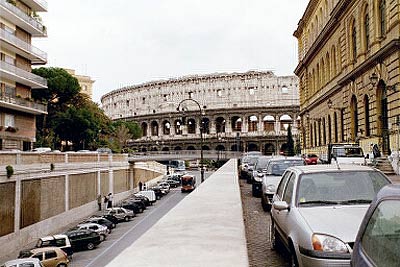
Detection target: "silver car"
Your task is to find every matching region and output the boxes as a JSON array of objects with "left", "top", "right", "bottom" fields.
[
  {"left": 270, "top": 164, "right": 391, "bottom": 267},
  {"left": 260, "top": 157, "right": 305, "bottom": 211}
]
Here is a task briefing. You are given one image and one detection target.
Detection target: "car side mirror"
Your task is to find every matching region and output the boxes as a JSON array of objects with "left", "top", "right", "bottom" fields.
[{"left": 273, "top": 201, "right": 289, "bottom": 211}]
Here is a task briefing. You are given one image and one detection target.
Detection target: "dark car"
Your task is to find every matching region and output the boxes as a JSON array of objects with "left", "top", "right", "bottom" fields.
[
  {"left": 92, "top": 212, "right": 119, "bottom": 225},
  {"left": 303, "top": 154, "right": 319, "bottom": 165},
  {"left": 351, "top": 184, "right": 400, "bottom": 267},
  {"left": 132, "top": 194, "right": 150, "bottom": 206},
  {"left": 150, "top": 186, "right": 163, "bottom": 200},
  {"left": 82, "top": 217, "right": 116, "bottom": 233},
  {"left": 64, "top": 229, "right": 101, "bottom": 251},
  {"left": 165, "top": 179, "right": 180, "bottom": 188},
  {"left": 120, "top": 199, "right": 145, "bottom": 213}
]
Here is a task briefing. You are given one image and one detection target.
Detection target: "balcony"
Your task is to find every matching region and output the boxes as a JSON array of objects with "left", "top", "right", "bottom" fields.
[
  {"left": 0, "top": 28, "right": 47, "bottom": 64},
  {"left": 0, "top": 61, "right": 47, "bottom": 88},
  {"left": 0, "top": 0, "right": 47, "bottom": 37},
  {"left": 20, "top": 0, "right": 47, "bottom": 12},
  {"left": 0, "top": 95, "right": 47, "bottom": 115}
]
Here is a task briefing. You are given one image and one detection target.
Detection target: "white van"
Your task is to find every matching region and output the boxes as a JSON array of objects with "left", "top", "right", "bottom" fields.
[{"left": 135, "top": 190, "right": 156, "bottom": 204}]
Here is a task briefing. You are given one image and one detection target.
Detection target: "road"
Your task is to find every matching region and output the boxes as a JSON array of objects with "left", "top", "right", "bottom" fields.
[{"left": 69, "top": 170, "right": 212, "bottom": 267}]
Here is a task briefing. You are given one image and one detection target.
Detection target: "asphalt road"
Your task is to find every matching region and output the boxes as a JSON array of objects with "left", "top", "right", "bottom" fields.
[{"left": 69, "top": 170, "right": 212, "bottom": 267}]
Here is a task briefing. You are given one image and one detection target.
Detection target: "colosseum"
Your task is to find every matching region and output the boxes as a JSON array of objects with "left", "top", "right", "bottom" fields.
[{"left": 101, "top": 70, "right": 300, "bottom": 155}]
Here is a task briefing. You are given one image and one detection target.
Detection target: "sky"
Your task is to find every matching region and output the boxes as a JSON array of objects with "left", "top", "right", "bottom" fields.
[{"left": 33, "top": 0, "right": 309, "bottom": 103}]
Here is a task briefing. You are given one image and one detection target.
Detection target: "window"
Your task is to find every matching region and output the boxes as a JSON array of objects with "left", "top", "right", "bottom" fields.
[
  {"left": 217, "top": 89, "right": 222, "bottom": 97},
  {"left": 4, "top": 114, "right": 14, "bottom": 127},
  {"left": 249, "top": 87, "right": 254, "bottom": 95},
  {"left": 45, "top": 250, "right": 57, "bottom": 259},
  {"left": 361, "top": 200, "right": 400, "bottom": 266},
  {"left": 33, "top": 253, "right": 43, "bottom": 261},
  {"left": 281, "top": 86, "right": 288, "bottom": 94},
  {"left": 5, "top": 85, "right": 15, "bottom": 97},
  {"left": 282, "top": 173, "right": 296, "bottom": 204},
  {"left": 4, "top": 54, "right": 14, "bottom": 65},
  {"left": 365, "top": 13, "right": 370, "bottom": 49},
  {"left": 352, "top": 22, "right": 357, "bottom": 60},
  {"left": 379, "top": 0, "right": 386, "bottom": 36},
  {"left": 276, "top": 171, "right": 291, "bottom": 199}
]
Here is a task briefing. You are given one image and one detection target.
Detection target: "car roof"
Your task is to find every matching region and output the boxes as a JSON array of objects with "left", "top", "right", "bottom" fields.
[
  {"left": 77, "top": 222, "right": 102, "bottom": 227},
  {"left": 376, "top": 184, "right": 400, "bottom": 200},
  {"left": 267, "top": 157, "right": 303, "bottom": 162},
  {"left": 39, "top": 234, "right": 68, "bottom": 241},
  {"left": 4, "top": 258, "right": 41, "bottom": 265},
  {"left": 287, "top": 164, "right": 377, "bottom": 174},
  {"left": 28, "top": 246, "right": 61, "bottom": 253}
]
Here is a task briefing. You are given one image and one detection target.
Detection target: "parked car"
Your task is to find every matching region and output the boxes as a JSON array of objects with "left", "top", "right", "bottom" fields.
[
  {"left": 1, "top": 258, "right": 44, "bottom": 267},
  {"left": 244, "top": 156, "right": 260, "bottom": 184},
  {"left": 92, "top": 213, "right": 119, "bottom": 225},
  {"left": 81, "top": 217, "right": 116, "bottom": 233},
  {"left": 135, "top": 191, "right": 156, "bottom": 204},
  {"left": 303, "top": 154, "right": 319, "bottom": 165},
  {"left": 18, "top": 247, "right": 69, "bottom": 267},
  {"left": 164, "top": 178, "right": 180, "bottom": 188},
  {"left": 250, "top": 156, "right": 271, "bottom": 197},
  {"left": 70, "top": 223, "right": 108, "bottom": 241},
  {"left": 270, "top": 164, "right": 391, "bottom": 267},
  {"left": 157, "top": 182, "right": 171, "bottom": 195},
  {"left": 150, "top": 186, "right": 163, "bottom": 199},
  {"left": 63, "top": 229, "right": 101, "bottom": 251},
  {"left": 351, "top": 184, "right": 400, "bottom": 267},
  {"left": 120, "top": 199, "right": 145, "bottom": 214},
  {"left": 35, "top": 235, "right": 73, "bottom": 258},
  {"left": 132, "top": 194, "right": 151, "bottom": 207},
  {"left": 260, "top": 157, "right": 305, "bottom": 211},
  {"left": 104, "top": 207, "right": 135, "bottom": 222}
]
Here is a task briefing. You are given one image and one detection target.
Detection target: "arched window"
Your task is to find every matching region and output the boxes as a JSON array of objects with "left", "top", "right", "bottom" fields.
[
  {"left": 379, "top": 0, "right": 386, "bottom": 36},
  {"left": 365, "top": 13, "right": 370, "bottom": 49},
  {"left": 326, "top": 52, "right": 331, "bottom": 82},
  {"left": 322, "top": 117, "right": 326, "bottom": 145},
  {"left": 334, "top": 112, "right": 338, "bottom": 142},
  {"left": 328, "top": 115, "right": 332, "bottom": 144},
  {"left": 364, "top": 94, "right": 370, "bottom": 136},
  {"left": 350, "top": 95, "right": 358, "bottom": 141},
  {"left": 321, "top": 58, "right": 325, "bottom": 86},
  {"left": 316, "top": 64, "right": 320, "bottom": 89},
  {"left": 351, "top": 19, "right": 357, "bottom": 60},
  {"left": 331, "top": 46, "right": 337, "bottom": 76}
]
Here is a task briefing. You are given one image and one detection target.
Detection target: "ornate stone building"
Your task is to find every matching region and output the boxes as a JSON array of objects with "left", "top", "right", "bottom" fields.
[
  {"left": 65, "top": 68, "right": 95, "bottom": 100},
  {"left": 294, "top": 0, "right": 400, "bottom": 156},
  {"left": 101, "top": 71, "right": 300, "bottom": 154},
  {"left": 0, "top": 0, "right": 48, "bottom": 150}
]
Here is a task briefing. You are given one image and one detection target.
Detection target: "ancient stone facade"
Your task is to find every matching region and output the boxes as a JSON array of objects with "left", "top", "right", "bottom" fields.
[
  {"left": 294, "top": 0, "right": 400, "bottom": 156},
  {"left": 101, "top": 71, "right": 300, "bottom": 154}
]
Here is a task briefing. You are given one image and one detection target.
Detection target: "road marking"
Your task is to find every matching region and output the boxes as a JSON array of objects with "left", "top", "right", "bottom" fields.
[{"left": 85, "top": 190, "right": 182, "bottom": 267}]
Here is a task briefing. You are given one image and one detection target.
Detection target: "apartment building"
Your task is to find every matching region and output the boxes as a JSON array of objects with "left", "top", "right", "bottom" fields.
[
  {"left": 65, "top": 68, "right": 95, "bottom": 100},
  {"left": 294, "top": 0, "right": 400, "bottom": 156},
  {"left": 0, "top": 0, "right": 48, "bottom": 150}
]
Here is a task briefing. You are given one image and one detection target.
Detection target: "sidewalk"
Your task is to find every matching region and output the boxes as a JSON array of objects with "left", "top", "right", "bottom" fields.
[{"left": 106, "top": 159, "right": 248, "bottom": 267}]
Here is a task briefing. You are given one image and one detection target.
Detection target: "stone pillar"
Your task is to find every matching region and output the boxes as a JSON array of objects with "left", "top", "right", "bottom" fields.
[
  {"left": 209, "top": 117, "right": 216, "bottom": 134},
  {"left": 97, "top": 171, "right": 101, "bottom": 195},
  {"left": 14, "top": 176, "right": 21, "bottom": 233},
  {"left": 109, "top": 170, "right": 114, "bottom": 194},
  {"left": 225, "top": 116, "right": 232, "bottom": 133},
  {"left": 275, "top": 115, "right": 280, "bottom": 134},
  {"left": 258, "top": 114, "right": 263, "bottom": 133},
  {"left": 65, "top": 174, "right": 69, "bottom": 211}
]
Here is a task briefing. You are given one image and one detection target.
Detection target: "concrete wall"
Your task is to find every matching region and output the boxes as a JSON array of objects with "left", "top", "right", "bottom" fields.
[{"left": 0, "top": 160, "right": 166, "bottom": 260}]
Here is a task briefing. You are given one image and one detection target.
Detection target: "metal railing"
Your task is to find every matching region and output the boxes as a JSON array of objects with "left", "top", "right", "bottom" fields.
[
  {"left": 0, "top": 94, "right": 47, "bottom": 113},
  {"left": 129, "top": 150, "right": 243, "bottom": 161},
  {"left": 0, "top": 61, "right": 47, "bottom": 88},
  {"left": 0, "top": 0, "right": 46, "bottom": 34},
  {"left": 0, "top": 28, "right": 47, "bottom": 62}
]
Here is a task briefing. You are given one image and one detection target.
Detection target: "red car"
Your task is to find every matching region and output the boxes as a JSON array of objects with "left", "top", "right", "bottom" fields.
[{"left": 304, "top": 154, "right": 318, "bottom": 165}]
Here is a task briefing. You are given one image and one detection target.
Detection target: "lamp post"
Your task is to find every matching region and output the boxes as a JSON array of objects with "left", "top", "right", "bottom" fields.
[{"left": 177, "top": 97, "right": 205, "bottom": 183}]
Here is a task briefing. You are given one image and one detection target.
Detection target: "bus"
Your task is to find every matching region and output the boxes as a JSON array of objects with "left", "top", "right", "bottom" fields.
[{"left": 181, "top": 175, "right": 196, "bottom": 193}]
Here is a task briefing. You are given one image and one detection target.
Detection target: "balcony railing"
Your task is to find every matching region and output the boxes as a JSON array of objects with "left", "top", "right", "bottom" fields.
[
  {"left": 0, "top": 95, "right": 47, "bottom": 113},
  {"left": 0, "top": 28, "right": 47, "bottom": 62},
  {"left": 0, "top": 0, "right": 46, "bottom": 35},
  {"left": 0, "top": 61, "right": 47, "bottom": 88}
]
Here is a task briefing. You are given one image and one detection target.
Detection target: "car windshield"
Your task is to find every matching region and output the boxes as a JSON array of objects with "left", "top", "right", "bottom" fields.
[
  {"left": 255, "top": 158, "right": 270, "bottom": 170},
  {"left": 182, "top": 177, "right": 194, "bottom": 186},
  {"left": 297, "top": 171, "right": 390, "bottom": 206},
  {"left": 248, "top": 157, "right": 258, "bottom": 165},
  {"left": 267, "top": 160, "right": 304, "bottom": 176},
  {"left": 333, "top": 147, "right": 364, "bottom": 157}
]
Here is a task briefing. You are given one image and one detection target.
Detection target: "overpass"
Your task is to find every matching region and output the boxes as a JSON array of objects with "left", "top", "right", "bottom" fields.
[{"left": 128, "top": 150, "right": 243, "bottom": 162}]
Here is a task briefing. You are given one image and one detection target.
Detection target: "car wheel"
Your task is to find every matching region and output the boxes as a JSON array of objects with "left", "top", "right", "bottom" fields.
[
  {"left": 124, "top": 216, "right": 130, "bottom": 222},
  {"left": 87, "top": 242, "right": 95, "bottom": 250},
  {"left": 246, "top": 175, "right": 252, "bottom": 184},
  {"left": 100, "top": 234, "right": 106, "bottom": 241},
  {"left": 112, "top": 223, "right": 116, "bottom": 228},
  {"left": 269, "top": 221, "right": 276, "bottom": 250},
  {"left": 288, "top": 242, "right": 299, "bottom": 267},
  {"left": 261, "top": 195, "right": 271, "bottom": 212},
  {"left": 57, "top": 264, "right": 67, "bottom": 267},
  {"left": 251, "top": 184, "right": 259, "bottom": 197}
]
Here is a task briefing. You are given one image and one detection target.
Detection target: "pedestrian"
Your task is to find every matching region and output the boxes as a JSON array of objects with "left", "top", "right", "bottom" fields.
[
  {"left": 372, "top": 144, "right": 381, "bottom": 158},
  {"left": 104, "top": 194, "right": 108, "bottom": 210},
  {"left": 139, "top": 181, "right": 143, "bottom": 191},
  {"left": 97, "top": 194, "right": 102, "bottom": 211},
  {"left": 107, "top": 193, "right": 113, "bottom": 208}
]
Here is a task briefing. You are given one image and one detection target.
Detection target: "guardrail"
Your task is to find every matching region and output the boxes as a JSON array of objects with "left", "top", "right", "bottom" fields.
[{"left": 128, "top": 150, "right": 243, "bottom": 161}]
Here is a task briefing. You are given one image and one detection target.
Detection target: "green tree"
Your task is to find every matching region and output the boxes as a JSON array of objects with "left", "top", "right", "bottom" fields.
[{"left": 286, "top": 125, "right": 295, "bottom": 156}]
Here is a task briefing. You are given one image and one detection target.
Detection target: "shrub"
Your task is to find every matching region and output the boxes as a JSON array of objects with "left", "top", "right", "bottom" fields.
[{"left": 6, "top": 165, "right": 14, "bottom": 178}]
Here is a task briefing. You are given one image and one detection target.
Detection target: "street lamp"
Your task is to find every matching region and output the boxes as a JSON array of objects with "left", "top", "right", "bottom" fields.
[{"left": 177, "top": 97, "right": 206, "bottom": 183}]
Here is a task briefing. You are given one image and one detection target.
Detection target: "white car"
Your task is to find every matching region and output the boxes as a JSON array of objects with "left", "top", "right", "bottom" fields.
[
  {"left": 1, "top": 258, "right": 43, "bottom": 267},
  {"left": 73, "top": 222, "right": 109, "bottom": 241},
  {"left": 104, "top": 207, "right": 135, "bottom": 222}
]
